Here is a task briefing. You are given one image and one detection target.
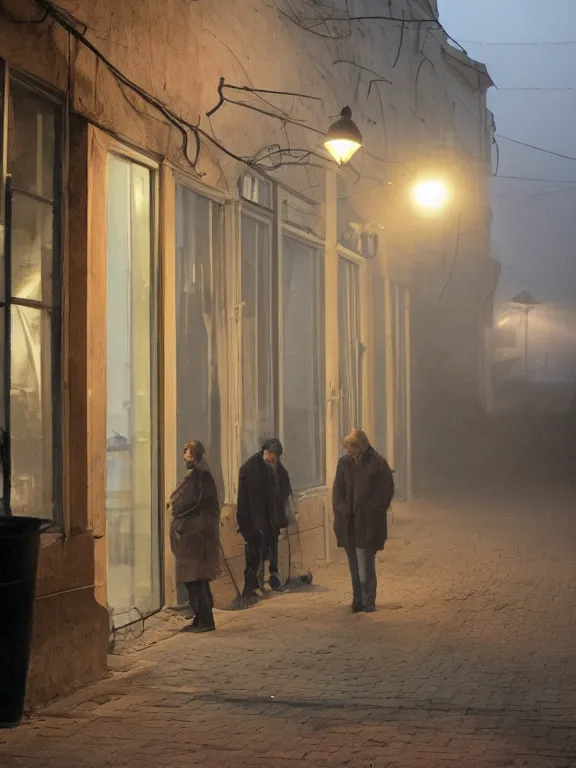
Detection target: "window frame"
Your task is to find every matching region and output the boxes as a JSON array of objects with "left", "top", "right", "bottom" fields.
[
  {"left": 279, "top": 224, "right": 326, "bottom": 491},
  {"left": 239, "top": 172, "right": 327, "bottom": 491},
  {"left": 105, "top": 141, "right": 162, "bottom": 626},
  {"left": 0, "top": 64, "right": 65, "bottom": 525},
  {"left": 174, "top": 182, "right": 226, "bottom": 481},
  {"left": 337, "top": 245, "right": 367, "bottom": 438},
  {"left": 239, "top": 199, "right": 278, "bottom": 461}
]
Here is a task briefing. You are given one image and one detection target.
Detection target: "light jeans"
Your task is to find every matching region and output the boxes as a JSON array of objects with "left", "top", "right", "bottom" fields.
[{"left": 345, "top": 547, "right": 378, "bottom": 609}]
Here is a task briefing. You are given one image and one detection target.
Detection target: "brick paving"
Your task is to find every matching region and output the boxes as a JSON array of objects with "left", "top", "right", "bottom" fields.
[{"left": 2, "top": 413, "right": 576, "bottom": 767}]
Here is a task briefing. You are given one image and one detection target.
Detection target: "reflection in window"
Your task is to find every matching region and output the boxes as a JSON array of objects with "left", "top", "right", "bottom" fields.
[
  {"left": 373, "top": 272, "right": 387, "bottom": 453},
  {"left": 282, "top": 237, "right": 325, "bottom": 490},
  {"left": 5, "top": 79, "right": 60, "bottom": 518},
  {"left": 106, "top": 155, "right": 159, "bottom": 624},
  {"left": 175, "top": 187, "right": 224, "bottom": 490},
  {"left": 241, "top": 214, "right": 276, "bottom": 460},
  {"left": 338, "top": 257, "right": 363, "bottom": 438}
]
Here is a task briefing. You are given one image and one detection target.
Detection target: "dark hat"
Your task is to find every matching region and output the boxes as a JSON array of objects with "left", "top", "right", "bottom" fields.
[{"left": 261, "top": 438, "right": 283, "bottom": 457}]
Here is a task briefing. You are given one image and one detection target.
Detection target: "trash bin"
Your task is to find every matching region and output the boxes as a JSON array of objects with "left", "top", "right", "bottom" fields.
[{"left": 0, "top": 516, "right": 51, "bottom": 728}]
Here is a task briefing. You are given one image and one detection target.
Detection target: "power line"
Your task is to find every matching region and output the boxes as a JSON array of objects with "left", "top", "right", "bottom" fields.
[
  {"left": 497, "top": 87, "right": 575, "bottom": 92},
  {"left": 461, "top": 39, "right": 576, "bottom": 47},
  {"left": 493, "top": 174, "right": 576, "bottom": 184},
  {"left": 496, "top": 134, "right": 576, "bottom": 162}
]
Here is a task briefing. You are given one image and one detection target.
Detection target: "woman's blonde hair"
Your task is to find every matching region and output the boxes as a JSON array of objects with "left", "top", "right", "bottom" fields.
[{"left": 343, "top": 429, "right": 371, "bottom": 454}]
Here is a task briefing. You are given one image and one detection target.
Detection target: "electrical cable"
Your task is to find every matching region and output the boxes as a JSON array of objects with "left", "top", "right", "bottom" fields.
[
  {"left": 492, "top": 174, "right": 576, "bottom": 184},
  {"left": 461, "top": 39, "right": 576, "bottom": 47},
  {"left": 497, "top": 135, "right": 576, "bottom": 162}
]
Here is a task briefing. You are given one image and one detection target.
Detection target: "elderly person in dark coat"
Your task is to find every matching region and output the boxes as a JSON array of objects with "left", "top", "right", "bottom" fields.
[
  {"left": 333, "top": 429, "right": 394, "bottom": 613},
  {"left": 169, "top": 441, "right": 221, "bottom": 632},
  {"left": 237, "top": 438, "right": 292, "bottom": 600}
]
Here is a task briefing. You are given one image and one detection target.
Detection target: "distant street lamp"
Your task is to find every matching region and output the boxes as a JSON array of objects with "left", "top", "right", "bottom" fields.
[
  {"left": 411, "top": 178, "right": 451, "bottom": 212},
  {"left": 324, "top": 107, "right": 363, "bottom": 166}
]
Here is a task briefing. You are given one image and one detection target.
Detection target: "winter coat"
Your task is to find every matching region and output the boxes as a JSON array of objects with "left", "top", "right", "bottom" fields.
[
  {"left": 237, "top": 453, "right": 292, "bottom": 539},
  {"left": 332, "top": 448, "right": 394, "bottom": 551},
  {"left": 169, "top": 461, "right": 221, "bottom": 584}
]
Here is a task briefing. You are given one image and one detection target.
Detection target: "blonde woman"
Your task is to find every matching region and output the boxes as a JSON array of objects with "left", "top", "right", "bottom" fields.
[{"left": 332, "top": 429, "right": 394, "bottom": 613}]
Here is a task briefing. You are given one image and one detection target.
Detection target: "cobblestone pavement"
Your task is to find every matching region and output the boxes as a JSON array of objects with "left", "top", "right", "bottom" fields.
[{"left": 2, "top": 414, "right": 576, "bottom": 767}]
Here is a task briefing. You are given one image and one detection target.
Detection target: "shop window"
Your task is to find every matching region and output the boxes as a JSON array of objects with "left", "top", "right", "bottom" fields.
[
  {"left": 0, "top": 72, "right": 63, "bottom": 520},
  {"left": 282, "top": 236, "right": 325, "bottom": 489},
  {"left": 241, "top": 213, "right": 276, "bottom": 460},
  {"left": 175, "top": 186, "right": 224, "bottom": 490},
  {"left": 105, "top": 154, "right": 160, "bottom": 625},
  {"left": 338, "top": 256, "right": 363, "bottom": 437}
]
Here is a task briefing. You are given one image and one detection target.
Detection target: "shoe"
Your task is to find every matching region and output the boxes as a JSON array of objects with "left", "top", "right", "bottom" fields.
[
  {"left": 351, "top": 602, "right": 364, "bottom": 613},
  {"left": 364, "top": 605, "right": 376, "bottom": 613},
  {"left": 190, "top": 624, "right": 215, "bottom": 633},
  {"left": 269, "top": 573, "right": 283, "bottom": 591},
  {"left": 191, "top": 615, "right": 199, "bottom": 627}
]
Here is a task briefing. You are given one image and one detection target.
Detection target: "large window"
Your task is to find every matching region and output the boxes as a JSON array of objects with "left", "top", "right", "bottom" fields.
[
  {"left": 175, "top": 186, "right": 224, "bottom": 488},
  {"left": 106, "top": 154, "right": 160, "bottom": 625},
  {"left": 282, "top": 236, "right": 325, "bottom": 489},
  {"left": 373, "top": 272, "right": 387, "bottom": 453},
  {"left": 241, "top": 213, "right": 276, "bottom": 460},
  {"left": 0, "top": 72, "right": 62, "bottom": 519},
  {"left": 338, "top": 256, "right": 363, "bottom": 438}
]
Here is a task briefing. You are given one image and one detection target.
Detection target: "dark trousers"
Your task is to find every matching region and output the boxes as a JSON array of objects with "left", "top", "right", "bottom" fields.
[
  {"left": 243, "top": 532, "right": 279, "bottom": 594},
  {"left": 345, "top": 547, "right": 378, "bottom": 609},
  {"left": 185, "top": 580, "right": 215, "bottom": 628}
]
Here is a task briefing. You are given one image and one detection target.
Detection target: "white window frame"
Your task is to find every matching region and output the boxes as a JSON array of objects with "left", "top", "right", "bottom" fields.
[
  {"left": 239, "top": 200, "right": 277, "bottom": 461},
  {"left": 105, "top": 140, "right": 161, "bottom": 627},
  {"left": 238, "top": 174, "right": 327, "bottom": 490},
  {"left": 337, "top": 244, "right": 368, "bottom": 438},
  {"left": 279, "top": 221, "right": 326, "bottom": 491}
]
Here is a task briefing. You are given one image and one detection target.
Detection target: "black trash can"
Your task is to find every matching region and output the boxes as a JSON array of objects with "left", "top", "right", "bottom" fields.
[{"left": 0, "top": 516, "right": 51, "bottom": 728}]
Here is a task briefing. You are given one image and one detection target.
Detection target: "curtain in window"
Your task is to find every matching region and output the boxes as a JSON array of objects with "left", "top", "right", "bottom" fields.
[{"left": 282, "top": 237, "right": 325, "bottom": 490}]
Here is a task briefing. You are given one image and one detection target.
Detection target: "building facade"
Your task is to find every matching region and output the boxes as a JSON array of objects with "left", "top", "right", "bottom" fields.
[{"left": 0, "top": 0, "right": 492, "bottom": 707}]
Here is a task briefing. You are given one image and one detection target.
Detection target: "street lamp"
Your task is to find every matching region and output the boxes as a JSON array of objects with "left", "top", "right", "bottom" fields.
[
  {"left": 324, "top": 107, "right": 363, "bottom": 166},
  {"left": 410, "top": 178, "right": 451, "bottom": 212}
]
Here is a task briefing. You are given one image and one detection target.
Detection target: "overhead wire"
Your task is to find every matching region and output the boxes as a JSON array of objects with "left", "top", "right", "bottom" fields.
[{"left": 496, "top": 135, "right": 576, "bottom": 163}]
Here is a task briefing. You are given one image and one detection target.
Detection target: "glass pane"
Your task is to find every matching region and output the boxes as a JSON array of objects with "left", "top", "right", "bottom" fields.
[
  {"left": 338, "top": 258, "right": 361, "bottom": 438},
  {"left": 241, "top": 215, "right": 275, "bottom": 460},
  {"left": 175, "top": 188, "right": 214, "bottom": 456},
  {"left": 392, "top": 285, "right": 408, "bottom": 498},
  {"left": 373, "top": 272, "right": 387, "bottom": 453},
  {"left": 10, "top": 305, "right": 53, "bottom": 517},
  {"left": 106, "top": 155, "right": 159, "bottom": 624},
  {"left": 8, "top": 82, "right": 56, "bottom": 201},
  {"left": 282, "top": 237, "right": 324, "bottom": 489},
  {"left": 11, "top": 192, "right": 53, "bottom": 302}
]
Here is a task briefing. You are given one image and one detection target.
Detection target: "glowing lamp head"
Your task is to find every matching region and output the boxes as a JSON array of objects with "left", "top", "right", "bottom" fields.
[
  {"left": 411, "top": 179, "right": 450, "bottom": 211},
  {"left": 324, "top": 107, "right": 363, "bottom": 166}
]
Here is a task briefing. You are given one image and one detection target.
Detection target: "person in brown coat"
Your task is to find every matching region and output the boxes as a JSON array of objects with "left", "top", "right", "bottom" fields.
[
  {"left": 332, "top": 429, "right": 394, "bottom": 613},
  {"left": 169, "top": 441, "right": 221, "bottom": 632}
]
